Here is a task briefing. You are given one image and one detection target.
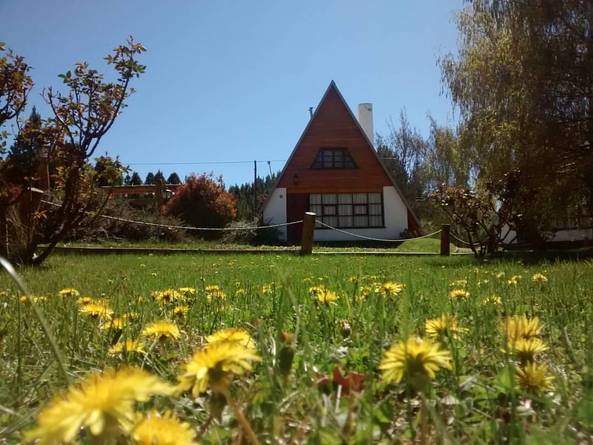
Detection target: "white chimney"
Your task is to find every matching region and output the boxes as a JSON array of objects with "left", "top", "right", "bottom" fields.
[{"left": 357, "top": 103, "right": 374, "bottom": 145}]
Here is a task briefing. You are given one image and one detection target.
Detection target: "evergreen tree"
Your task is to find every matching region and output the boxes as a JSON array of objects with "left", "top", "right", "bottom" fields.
[
  {"left": 154, "top": 169, "right": 165, "bottom": 183},
  {"left": 167, "top": 172, "right": 181, "bottom": 184},
  {"left": 124, "top": 173, "right": 131, "bottom": 185},
  {"left": 144, "top": 171, "right": 155, "bottom": 184},
  {"left": 130, "top": 172, "right": 142, "bottom": 185}
]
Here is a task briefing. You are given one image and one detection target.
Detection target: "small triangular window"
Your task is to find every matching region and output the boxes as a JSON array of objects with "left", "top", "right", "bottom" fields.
[{"left": 311, "top": 148, "right": 356, "bottom": 169}]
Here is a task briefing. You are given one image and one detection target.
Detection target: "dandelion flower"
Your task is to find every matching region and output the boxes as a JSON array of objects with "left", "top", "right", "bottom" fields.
[
  {"left": 79, "top": 302, "right": 113, "bottom": 320},
  {"left": 206, "top": 328, "right": 256, "bottom": 350},
  {"left": 379, "top": 336, "right": 451, "bottom": 389},
  {"left": 172, "top": 305, "right": 190, "bottom": 318},
  {"left": 178, "top": 287, "right": 196, "bottom": 297},
  {"left": 516, "top": 362, "right": 554, "bottom": 392},
  {"left": 205, "top": 284, "right": 226, "bottom": 301},
  {"left": 531, "top": 273, "right": 548, "bottom": 284},
  {"left": 59, "top": 288, "right": 80, "bottom": 298},
  {"left": 26, "top": 368, "right": 173, "bottom": 444},
  {"left": 151, "top": 289, "right": 183, "bottom": 305},
  {"left": 109, "top": 339, "right": 145, "bottom": 356},
  {"left": 142, "top": 320, "right": 181, "bottom": 341},
  {"left": 100, "top": 317, "right": 126, "bottom": 331},
  {"left": 379, "top": 282, "right": 405, "bottom": 298},
  {"left": 76, "top": 296, "right": 95, "bottom": 306},
  {"left": 315, "top": 289, "right": 338, "bottom": 305},
  {"left": 481, "top": 295, "right": 502, "bottom": 306},
  {"left": 507, "top": 338, "right": 548, "bottom": 363},
  {"left": 449, "top": 288, "right": 470, "bottom": 299},
  {"left": 449, "top": 279, "right": 467, "bottom": 288},
  {"left": 132, "top": 411, "right": 196, "bottom": 445},
  {"left": 507, "top": 275, "right": 521, "bottom": 286},
  {"left": 425, "top": 315, "right": 467, "bottom": 340},
  {"left": 177, "top": 341, "right": 260, "bottom": 396},
  {"left": 501, "top": 315, "right": 542, "bottom": 342}
]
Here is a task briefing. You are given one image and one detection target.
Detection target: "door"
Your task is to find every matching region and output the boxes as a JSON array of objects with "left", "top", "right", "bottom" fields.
[{"left": 286, "top": 193, "right": 309, "bottom": 244}]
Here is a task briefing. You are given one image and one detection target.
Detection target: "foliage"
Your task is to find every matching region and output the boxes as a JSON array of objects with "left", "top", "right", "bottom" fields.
[
  {"left": 1, "top": 253, "right": 593, "bottom": 442},
  {"left": 441, "top": 0, "right": 593, "bottom": 238},
  {"left": 167, "top": 172, "right": 181, "bottom": 184},
  {"left": 0, "top": 41, "right": 33, "bottom": 152},
  {"left": 129, "top": 171, "right": 142, "bottom": 185},
  {"left": 430, "top": 181, "right": 519, "bottom": 256},
  {"left": 165, "top": 173, "right": 237, "bottom": 238},
  {"left": 144, "top": 171, "right": 155, "bottom": 184},
  {"left": 0, "top": 37, "right": 146, "bottom": 265},
  {"left": 229, "top": 172, "right": 278, "bottom": 221},
  {"left": 154, "top": 169, "right": 165, "bottom": 184}
]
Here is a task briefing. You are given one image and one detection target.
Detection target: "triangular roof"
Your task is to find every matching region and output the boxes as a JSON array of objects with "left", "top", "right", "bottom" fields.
[{"left": 266, "top": 81, "right": 420, "bottom": 229}]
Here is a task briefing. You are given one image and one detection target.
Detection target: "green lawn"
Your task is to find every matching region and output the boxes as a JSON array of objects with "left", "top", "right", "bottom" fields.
[{"left": 1, "top": 252, "right": 592, "bottom": 443}]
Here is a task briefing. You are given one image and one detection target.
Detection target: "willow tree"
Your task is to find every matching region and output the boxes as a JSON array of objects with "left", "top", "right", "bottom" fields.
[{"left": 441, "top": 0, "right": 593, "bottom": 241}]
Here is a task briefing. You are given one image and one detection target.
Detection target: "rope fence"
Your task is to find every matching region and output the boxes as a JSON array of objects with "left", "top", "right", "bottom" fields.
[
  {"left": 314, "top": 220, "right": 442, "bottom": 243},
  {"left": 40, "top": 199, "right": 302, "bottom": 232}
]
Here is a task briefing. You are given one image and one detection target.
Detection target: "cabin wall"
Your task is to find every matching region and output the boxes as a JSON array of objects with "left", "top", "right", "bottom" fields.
[
  {"left": 312, "top": 186, "right": 407, "bottom": 241},
  {"left": 262, "top": 187, "right": 287, "bottom": 241}
]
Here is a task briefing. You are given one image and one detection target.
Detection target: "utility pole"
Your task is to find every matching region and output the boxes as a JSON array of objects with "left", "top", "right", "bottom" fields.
[{"left": 253, "top": 160, "right": 258, "bottom": 218}]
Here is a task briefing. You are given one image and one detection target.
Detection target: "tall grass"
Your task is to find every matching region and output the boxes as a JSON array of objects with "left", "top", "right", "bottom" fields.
[{"left": 0, "top": 253, "right": 592, "bottom": 443}]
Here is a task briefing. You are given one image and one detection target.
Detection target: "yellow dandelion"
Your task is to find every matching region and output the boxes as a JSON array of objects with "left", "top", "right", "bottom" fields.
[
  {"left": 206, "top": 328, "right": 256, "bottom": 350},
  {"left": 79, "top": 302, "right": 113, "bottom": 320},
  {"left": 501, "top": 315, "right": 542, "bottom": 342},
  {"left": 20, "top": 295, "right": 48, "bottom": 304},
  {"left": 177, "top": 340, "right": 260, "bottom": 396},
  {"left": 379, "top": 282, "right": 405, "bottom": 298},
  {"left": 379, "top": 336, "right": 452, "bottom": 389},
  {"left": 142, "top": 320, "right": 181, "bottom": 341},
  {"left": 205, "top": 284, "right": 226, "bottom": 301},
  {"left": 76, "top": 296, "right": 95, "bottom": 306},
  {"left": 425, "top": 315, "right": 468, "bottom": 340},
  {"left": 59, "top": 288, "right": 80, "bottom": 298},
  {"left": 100, "top": 317, "right": 126, "bottom": 331},
  {"left": 151, "top": 289, "right": 183, "bottom": 305},
  {"left": 449, "top": 288, "right": 470, "bottom": 299},
  {"left": 308, "top": 285, "right": 325, "bottom": 297},
  {"left": 481, "top": 295, "right": 502, "bottom": 306},
  {"left": 26, "top": 368, "right": 173, "bottom": 444},
  {"left": 132, "top": 411, "right": 196, "bottom": 445},
  {"left": 507, "top": 275, "right": 521, "bottom": 286},
  {"left": 261, "top": 284, "right": 273, "bottom": 295},
  {"left": 531, "top": 273, "right": 548, "bottom": 284},
  {"left": 507, "top": 338, "right": 548, "bottom": 363},
  {"left": 178, "top": 287, "right": 196, "bottom": 297},
  {"left": 449, "top": 279, "right": 467, "bottom": 288},
  {"left": 109, "top": 339, "right": 145, "bottom": 356},
  {"left": 172, "top": 305, "right": 190, "bottom": 318},
  {"left": 495, "top": 272, "right": 505, "bottom": 279},
  {"left": 516, "top": 362, "right": 554, "bottom": 392},
  {"left": 315, "top": 289, "right": 338, "bottom": 305}
]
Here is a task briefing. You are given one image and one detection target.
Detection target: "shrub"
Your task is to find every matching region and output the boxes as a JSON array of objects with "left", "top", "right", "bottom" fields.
[{"left": 164, "top": 174, "right": 237, "bottom": 239}]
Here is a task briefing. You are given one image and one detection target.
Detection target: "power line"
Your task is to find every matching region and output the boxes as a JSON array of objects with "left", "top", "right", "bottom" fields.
[
  {"left": 127, "top": 157, "right": 398, "bottom": 166},
  {"left": 127, "top": 160, "right": 288, "bottom": 166}
]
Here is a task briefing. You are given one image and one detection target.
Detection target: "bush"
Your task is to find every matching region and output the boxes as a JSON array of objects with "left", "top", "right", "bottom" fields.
[{"left": 164, "top": 174, "right": 237, "bottom": 239}]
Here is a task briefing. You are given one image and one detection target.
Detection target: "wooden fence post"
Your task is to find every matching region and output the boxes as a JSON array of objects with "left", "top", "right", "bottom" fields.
[
  {"left": 440, "top": 224, "right": 450, "bottom": 256},
  {"left": 300, "top": 212, "right": 316, "bottom": 255}
]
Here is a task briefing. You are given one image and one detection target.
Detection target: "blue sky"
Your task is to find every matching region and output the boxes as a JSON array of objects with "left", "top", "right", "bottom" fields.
[{"left": 1, "top": 0, "right": 461, "bottom": 186}]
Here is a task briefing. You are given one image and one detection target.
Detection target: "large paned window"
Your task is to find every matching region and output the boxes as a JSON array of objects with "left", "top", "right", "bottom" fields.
[
  {"left": 311, "top": 148, "right": 356, "bottom": 169},
  {"left": 309, "top": 192, "right": 384, "bottom": 228}
]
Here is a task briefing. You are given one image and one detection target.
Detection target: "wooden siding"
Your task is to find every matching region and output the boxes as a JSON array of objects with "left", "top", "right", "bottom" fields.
[{"left": 277, "top": 84, "right": 391, "bottom": 194}]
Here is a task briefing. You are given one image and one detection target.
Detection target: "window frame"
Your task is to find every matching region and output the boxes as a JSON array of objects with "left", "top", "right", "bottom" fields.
[
  {"left": 309, "top": 192, "right": 385, "bottom": 229},
  {"left": 311, "top": 148, "right": 357, "bottom": 170}
]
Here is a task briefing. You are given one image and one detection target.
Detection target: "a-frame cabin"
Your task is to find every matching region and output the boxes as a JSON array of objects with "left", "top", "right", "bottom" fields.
[{"left": 263, "top": 81, "right": 420, "bottom": 243}]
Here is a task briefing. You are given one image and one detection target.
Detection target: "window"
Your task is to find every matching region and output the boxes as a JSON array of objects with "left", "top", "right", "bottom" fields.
[
  {"left": 311, "top": 148, "right": 356, "bottom": 169},
  {"left": 309, "top": 192, "right": 384, "bottom": 228}
]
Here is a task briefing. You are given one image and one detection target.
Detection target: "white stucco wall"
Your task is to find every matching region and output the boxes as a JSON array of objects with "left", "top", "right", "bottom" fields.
[
  {"left": 313, "top": 186, "right": 408, "bottom": 241},
  {"left": 547, "top": 228, "right": 593, "bottom": 242},
  {"left": 262, "top": 187, "right": 287, "bottom": 241}
]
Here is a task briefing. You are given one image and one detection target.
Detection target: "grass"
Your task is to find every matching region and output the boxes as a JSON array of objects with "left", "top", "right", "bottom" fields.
[
  {"left": 1, "top": 252, "right": 593, "bottom": 443},
  {"left": 55, "top": 236, "right": 469, "bottom": 254}
]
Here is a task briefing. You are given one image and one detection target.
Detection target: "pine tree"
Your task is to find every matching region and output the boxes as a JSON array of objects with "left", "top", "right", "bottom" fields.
[
  {"left": 130, "top": 172, "right": 142, "bottom": 185},
  {"left": 167, "top": 172, "right": 181, "bottom": 184},
  {"left": 144, "top": 172, "right": 155, "bottom": 184},
  {"left": 154, "top": 170, "right": 165, "bottom": 183}
]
